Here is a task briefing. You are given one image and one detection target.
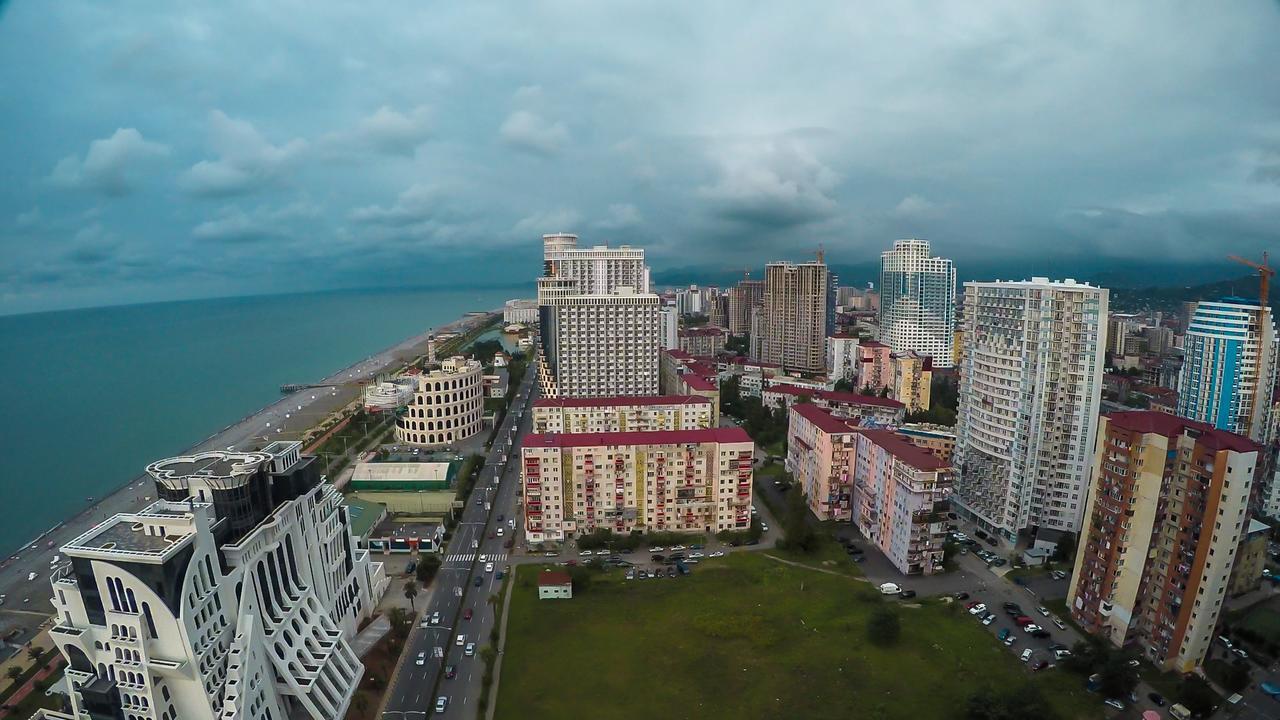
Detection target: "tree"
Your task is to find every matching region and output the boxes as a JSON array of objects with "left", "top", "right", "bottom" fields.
[
  {"left": 403, "top": 580, "right": 419, "bottom": 611},
  {"left": 6, "top": 666, "right": 22, "bottom": 682},
  {"left": 415, "top": 554, "right": 442, "bottom": 585},
  {"left": 1178, "top": 675, "right": 1218, "bottom": 717},
  {"left": 26, "top": 646, "right": 42, "bottom": 664},
  {"left": 866, "top": 606, "right": 901, "bottom": 646},
  {"left": 1098, "top": 653, "right": 1139, "bottom": 699},
  {"left": 1051, "top": 533, "right": 1077, "bottom": 563},
  {"left": 780, "top": 487, "right": 818, "bottom": 553},
  {"left": 1220, "top": 659, "right": 1252, "bottom": 693},
  {"left": 833, "top": 378, "right": 855, "bottom": 392}
]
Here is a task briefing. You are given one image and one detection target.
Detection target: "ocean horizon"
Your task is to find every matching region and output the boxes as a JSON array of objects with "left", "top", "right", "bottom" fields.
[{"left": 0, "top": 284, "right": 528, "bottom": 556}]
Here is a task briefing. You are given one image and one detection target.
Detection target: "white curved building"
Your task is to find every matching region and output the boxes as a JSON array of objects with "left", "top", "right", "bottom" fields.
[
  {"left": 363, "top": 379, "right": 414, "bottom": 412},
  {"left": 395, "top": 356, "right": 484, "bottom": 447},
  {"left": 41, "top": 442, "right": 385, "bottom": 720}
]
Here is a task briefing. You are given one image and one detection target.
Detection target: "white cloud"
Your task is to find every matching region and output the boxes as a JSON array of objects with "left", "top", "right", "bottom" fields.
[
  {"left": 328, "top": 105, "right": 432, "bottom": 156},
  {"left": 513, "top": 208, "right": 581, "bottom": 237},
  {"left": 499, "top": 110, "right": 569, "bottom": 156},
  {"left": 180, "top": 110, "right": 306, "bottom": 197},
  {"left": 892, "top": 194, "right": 941, "bottom": 217},
  {"left": 595, "top": 203, "right": 642, "bottom": 230},
  {"left": 349, "top": 184, "right": 441, "bottom": 226},
  {"left": 49, "top": 128, "right": 169, "bottom": 195},
  {"left": 192, "top": 200, "right": 319, "bottom": 243},
  {"left": 699, "top": 136, "right": 839, "bottom": 227}
]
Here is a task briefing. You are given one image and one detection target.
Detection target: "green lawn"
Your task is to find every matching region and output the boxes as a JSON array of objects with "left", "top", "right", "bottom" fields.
[
  {"left": 1238, "top": 605, "right": 1280, "bottom": 645},
  {"left": 497, "top": 553, "right": 1098, "bottom": 720}
]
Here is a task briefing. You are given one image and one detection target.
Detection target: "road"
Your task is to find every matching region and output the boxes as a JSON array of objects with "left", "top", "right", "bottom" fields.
[
  {"left": 381, "top": 373, "right": 536, "bottom": 718},
  {"left": 0, "top": 311, "right": 494, "bottom": 662}
]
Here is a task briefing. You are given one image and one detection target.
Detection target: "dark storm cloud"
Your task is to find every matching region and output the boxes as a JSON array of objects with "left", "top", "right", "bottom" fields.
[{"left": 1, "top": 1, "right": 1279, "bottom": 314}]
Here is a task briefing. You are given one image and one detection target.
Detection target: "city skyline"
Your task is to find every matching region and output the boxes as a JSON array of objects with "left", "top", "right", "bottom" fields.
[{"left": 3, "top": 3, "right": 1280, "bottom": 315}]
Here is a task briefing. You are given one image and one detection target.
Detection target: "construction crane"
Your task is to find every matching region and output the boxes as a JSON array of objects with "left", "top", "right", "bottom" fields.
[{"left": 1227, "top": 251, "right": 1274, "bottom": 437}]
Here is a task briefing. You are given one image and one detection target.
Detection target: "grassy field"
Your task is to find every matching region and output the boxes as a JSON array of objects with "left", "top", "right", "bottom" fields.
[
  {"left": 1238, "top": 604, "right": 1280, "bottom": 645},
  {"left": 497, "top": 553, "right": 1098, "bottom": 720}
]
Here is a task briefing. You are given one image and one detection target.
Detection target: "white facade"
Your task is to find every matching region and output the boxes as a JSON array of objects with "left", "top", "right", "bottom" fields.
[
  {"left": 878, "top": 239, "right": 956, "bottom": 368},
  {"left": 827, "top": 334, "right": 860, "bottom": 381},
  {"left": 953, "top": 278, "right": 1107, "bottom": 539},
  {"left": 503, "top": 298, "right": 539, "bottom": 324},
  {"left": 659, "top": 306, "right": 679, "bottom": 351},
  {"left": 395, "top": 355, "right": 484, "bottom": 447},
  {"left": 43, "top": 443, "right": 384, "bottom": 720},
  {"left": 531, "top": 396, "right": 713, "bottom": 434},
  {"left": 536, "top": 234, "right": 661, "bottom": 398},
  {"left": 1177, "top": 299, "right": 1276, "bottom": 442}
]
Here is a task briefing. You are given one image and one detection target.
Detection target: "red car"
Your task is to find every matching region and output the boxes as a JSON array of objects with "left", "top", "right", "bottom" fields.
[
  {"left": 445, "top": 665, "right": 457, "bottom": 679},
  {"left": 1015, "top": 616, "right": 1034, "bottom": 626},
  {"left": 966, "top": 601, "right": 982, "bottom": 610},
  {"left": 463, "top": 608, "right": 473, "bottom": 620}
]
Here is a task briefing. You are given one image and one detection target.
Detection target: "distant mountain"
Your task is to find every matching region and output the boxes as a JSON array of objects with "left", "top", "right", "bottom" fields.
[{"left": 1110, "top": 275, "right": 1272, "bottom": 313}]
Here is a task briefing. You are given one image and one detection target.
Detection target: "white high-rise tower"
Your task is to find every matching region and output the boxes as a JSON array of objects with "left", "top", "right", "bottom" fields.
[{"left": 878, "top": 239, "right": 956, "bottom": 368}]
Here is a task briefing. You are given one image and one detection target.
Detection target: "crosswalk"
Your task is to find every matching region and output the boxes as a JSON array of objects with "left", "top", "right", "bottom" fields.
[{"left": 443, "top": 552, "right": 508, "bottom": 565}]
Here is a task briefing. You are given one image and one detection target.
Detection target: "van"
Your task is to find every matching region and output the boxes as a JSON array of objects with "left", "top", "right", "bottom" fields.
[{"left": 1168, "top": 703, "right": 1191, "bottom": 720}]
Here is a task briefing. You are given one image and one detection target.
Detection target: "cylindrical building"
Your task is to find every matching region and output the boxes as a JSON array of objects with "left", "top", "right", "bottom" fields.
[{"left": 394, "top": 356, "right": 484, "bottom": 447}]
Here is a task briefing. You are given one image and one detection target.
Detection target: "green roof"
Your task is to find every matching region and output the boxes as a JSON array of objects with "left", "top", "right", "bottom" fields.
[{"left": 342, "top": 496, "right": 387, "bottom": 538}]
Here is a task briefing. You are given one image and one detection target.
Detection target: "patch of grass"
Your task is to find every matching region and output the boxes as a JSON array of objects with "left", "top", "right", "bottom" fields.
[
  {"left": 497, "top": 554, "right": 1097, "bottom": 720},
  {"left": 1238, "top": 605, "right": 1280, "bottom": 645}
]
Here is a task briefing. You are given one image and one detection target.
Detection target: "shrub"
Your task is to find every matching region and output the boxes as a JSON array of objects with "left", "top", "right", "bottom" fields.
[{"left": 866, "top": 606, "right": 900, "bottom": 646}]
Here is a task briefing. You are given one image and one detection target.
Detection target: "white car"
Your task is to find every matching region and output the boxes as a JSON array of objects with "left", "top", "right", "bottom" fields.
[
  {"left": 649, "top": 546, "right": 665, "bottom": 552},
  {"left": 435, "top": 696, "right": 449, "bottom": 713},
  {"left": 761, "top": 525, "right": 770, "bottom": 533},
  {"left": 415, "top": 651, "right": 426, "bottom": 666},
  {"left": 670, "top": 545, "right": 686, "bottom": 551},
  {"left": 878, "top": 583, "right": 901, "bottom": 595},
  {"left": 471, "top": 539, "right": 479, "bottom": 549},
  {"left": 478, "top": 554, "right": 488, "bottom": 563},
  {"left": 709, "top": 551, "right": 725, "bottom": 558},
  {"left": 689, "top": 552, "right": 705, "bottom": 559},
  {"left": 456, "top": 634, "right": 465, "bottom": 646},
  {"left": 464, "top": 642, "right": 476, "bottom": 656},
  {"left": 968, "top": 603, "right": 987, "bottom": 615},
  {"left": 26, "top": 572, "right": 37, "bottom": 582},
  {"left": 485, "top": 562, "right": 495, "bottom": 573},
  {"left": 497, "top": 528, "right": 504, "bottom": 536},
  {"left": 981, "top": 615, "right": 995, "bottom": 626},
  {"left": 1037, "top": 606, "right": 1050, "bottom": 617},
  {"left": 579, "top": 550, "right": 593, "bottom": 557},
  {"left": 1103, "top": 699, "right": 1125, "bottom": 711},
  {"left": 49, "top": 556, "right": 60, "bottom": 565},
  {"left": 595, "top": 549, "right": 610, "bottom": 556},
  {"left": 1020, "top": 649, "right": 1033, "bottom": 662},
  {"left": 431, "top": 611, "right": 441, "bottom": 625}
]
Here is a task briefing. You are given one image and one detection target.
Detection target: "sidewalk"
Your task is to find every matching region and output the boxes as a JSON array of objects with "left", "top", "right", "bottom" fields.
[{"left": 485, "top": 567, "right": 518, "bottom": 720}]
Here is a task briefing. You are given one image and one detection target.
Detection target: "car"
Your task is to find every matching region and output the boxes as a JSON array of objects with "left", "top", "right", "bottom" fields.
[
  {"left": 1054, "top": 648, "right": 1072, "bottom": 660},
  {"left": 1051, "top": 616, "right": 1066, "bottom": 630},
  {"left": 900, "top": 590, "right": 917, "bottom": 599},
  {"left": 420, "top": 617, "right": 431, "bottom": 628},
  {"left": 1014, "top": 615, "right": 1034, "bottom": 626},
  {"left": 1020, "top": 649, "right": 1033, "bottom": 662},
  {"left": 998, "top": 629, "right": 1011, "bottom": 641},
  {"left": 689, "top": 552, "right": 705, "bottom": 559},
  {"left": 652, "top": 554, "right": 666, "bottom": 563},
  {"left": 415, "top": 651, "right": 426, "bottom": 666},
  {"left": 953, "top": 532, "right": 969, "bottom": 542},
  {"left": 982, "top": 615, "right": 996, "bottom": 626},
  {"left": 1147, "top": 692, "right": 1166, "bottom": 706},
  {"left": 879, "top": 583, "right": 902, "bottom": 595},
  {"left": 1260, "top": 682, "right": 1280, "bottom": 698},
  {"left": 1217, "top": 635, "right": 1233, "bottom": 648},
  {"left": 1022, "top": 623, "right": 1042, "bottom": 633},
  {"left": 49, "top": 555, "right": 60, "bottom": 565},
  {"left": 953, "top": 592, "right": 970, "bottom": 600},
  {"left": 670, "top": 545, "right": 686, "bottom": 551},
  {"left": 579, "top": 550, "right": 593, "bottom": 557},
  {"left": 485, "top": 562, "right": 495, "bottom": 573},
  {"left": 1232, "top": 647, "right": 1249, "bottom": 659},
  {"left": 649, "top": 546, "right": 665, "bottom": 552},
  {"left": 463, "top": 608, "right": 473, "bottom": 620},
  {"left": 497, "top": 514, "right": 504, "bottom": 522},
  {"left": 1004, "top": 634, "right": 1017, "bottom": 646},
  {"left": 445, "top": 664, "right": 456, "bottom": 679},
  {"left": 497, "top": 528, "right": 504, "bottom": 536},
  {"left": 595, "top": 549, "right": 610, "bottom": 556},
  {"left": 456, "top": 634, "right": 465, "bottom": 646},
  {"left": 985, "top": 536, "right": 999, "bottom": 547},
  {"left": 435, "top": 696, "right": 448, "bottom": 713},
  {"left": 465, "top": 642, "right": 476, "bottom": 656},
  {"left": 710, "top": 551, "right": 725, "bottom": 558},
  {"left": 1030, "top": 629, "right": 1051, "bottom": 639},
  {"left": 1004, "top": 603, "right": 1023, "bottom": 615},
  {"left": 647, "top": 570, "right": 656, "bottom": 578},
  {"left": 26, "top": 572, "right": 37, "bottom": 582},
  {"left": 635, "top": 571, "right": 647, "bottom": 580},
  {"left": 667, "top": 567, "right": 677, "bottom": 578},
  {"left": 1037, "top": 606, "right": 1050, "bottom": 617},
  {"left": 543, "top": 551, "right": 557, "bottom": 557},
  {"left": 1032, "top": 660, "right": 1049, "bottom": 671},
  {"left": 474, "top": 576, "right": 483, "bottom": 587},
  {"left": 989, "top": 557, "right": 1007, "bottom": 567},
  {"left": 625, "top": 570, "right": 635, "bottom": 580},
  {"left": 479, "top": 554, "right": 488, "bottom": 563},
  {"left": 968, "top": 603, "right": 988, "bottom": 615},
  {"left": 761, "top": 525, "right": 770, "bottom": 533},
  {"left": 430, "top": 611, "right": 441, "bottom": 625},
  {"left": 1102, "top": 699, "right": 1124, "bottom": 711},
  {"left": 966, "top": 600, "right": 983, "bottom": 610},
  {"left": 475, "top": 497, "right": 482, "bottom": 506}
]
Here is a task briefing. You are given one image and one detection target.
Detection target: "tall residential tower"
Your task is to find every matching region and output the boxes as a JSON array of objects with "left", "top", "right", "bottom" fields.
[
  {"left": 1177, "top": 298, "right": 1276, "bottom": 442},
  {"left": 878, "top": 239, "right": 956, "bottom": 368},
  {"left": 759, "top": 260, "right": 830, "bottom": 374}
]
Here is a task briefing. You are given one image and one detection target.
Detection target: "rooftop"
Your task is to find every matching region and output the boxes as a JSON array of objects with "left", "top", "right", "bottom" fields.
[
  {"left": 146, "top": 450, "right": 270, "bottom": 484},
  {"left": 679, "top": 327, "right": 726, "bottom": 337},
  {"left": 351, "top": 461, "right": 453, "bottom": 484},
  {"left": 680, "top": 374, "right": 717, "bottom": 392},
  {"left": 818, "top": 390, "right": 905, "bottom": 409},
  {"left": 534, "top": 395, "right": 712, "bottom": 409},
  {"left": 524, "top": 426, "right": 752, "bottom": 449},
  {"left": 342, "top": 497, "right": 387, "bottom": 538},
  {"left": 64, "top": 501, "right": 206, "bottom": 560},
  {"left": 854, "top": 428, "right": 950, "bottom": 471},
  {"left": 1105, "top": 411, "right": 1259, "bottom": 454},
  {"left": 539, "top": 571, "right": 573, "bottom": 586},
  {"left": 792, "top": 403, "right": 857, "bottom": 434}
]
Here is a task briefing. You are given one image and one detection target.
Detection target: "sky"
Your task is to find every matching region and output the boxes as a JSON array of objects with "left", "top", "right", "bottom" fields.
[{"left": 2, "top": 2, "right": 1279, "bottom": 315}]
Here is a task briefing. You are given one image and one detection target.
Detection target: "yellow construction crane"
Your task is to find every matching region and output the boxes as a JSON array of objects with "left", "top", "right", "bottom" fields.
[{"left": 1227, "top": 251, "right": 1274, "bottom": 436}]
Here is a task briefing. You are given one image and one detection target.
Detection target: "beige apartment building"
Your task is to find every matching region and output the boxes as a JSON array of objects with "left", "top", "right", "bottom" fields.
[
  {"left": 521, "top": 427, "right": 754, "bottom": 544},
  {"left": 891, "top": 350, "right": 933, "bottom": 413},
  {"left": 1068, "top": 411, "right": 1260, "bottom": 672},
  {"left": 531, "top": 395, "right": 713, "bottom": 434},
  {"left": 759, "top": 260, "right": 830, "bottom": 373}
]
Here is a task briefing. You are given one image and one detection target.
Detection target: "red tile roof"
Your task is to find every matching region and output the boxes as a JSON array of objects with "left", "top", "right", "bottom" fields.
[
  {"left": 524, "top": 426, "right": 752, "bottom": 448},
  {"left": 791, "top": 403, "right": 857, "bottom": 434},
  {"left": 817, "top": 390, "right": 905, "bottom": 409},
  {"left": 854, "top": 428, "right": 950, "bottom": 471},
  {"left": 680, "top": 374, "right": 717, "bottom": 391},
  {"left": 1106, "top": 411, "right": 1259, "bottom": 454},
  {"left": 538, "top": 571, "right": 572, "bottom": 587},
  {"left": 859, "top": 340, "right": 889, "bottom": 348},
  {"left": 533, "top": 395, "right": 711, "bottom": 409},
  {"left": 664, "top": 349, "right": 695, "bottom": 361}
]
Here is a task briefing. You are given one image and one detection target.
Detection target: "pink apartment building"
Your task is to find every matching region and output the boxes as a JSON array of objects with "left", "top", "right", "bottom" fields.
[{"left": 857, "top": 340, "right": 893, "bottom": 393}]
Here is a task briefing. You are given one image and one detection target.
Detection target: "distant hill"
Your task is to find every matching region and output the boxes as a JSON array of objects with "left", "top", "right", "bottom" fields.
[{"left": 1110, "top": 275, "right": 1272, "bottom": 313}]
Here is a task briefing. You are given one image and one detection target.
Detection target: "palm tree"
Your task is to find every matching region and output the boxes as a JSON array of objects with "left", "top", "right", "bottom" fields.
[
  {"left": 26, "top": 646, "right": 42, "bottom": 664},
  {"left": 6, "top": 666, "right": 22, "bottom": 683},
  {"left": 403, "top": 580, "right": 419, "bottom": 611}
]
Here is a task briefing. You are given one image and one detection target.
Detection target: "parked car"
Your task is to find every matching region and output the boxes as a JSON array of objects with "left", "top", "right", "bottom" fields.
[
  {"left": 968, "top": 603, "right": 987, "bottom": 615},
  {"left": 709, "top": 551, "right": 725, "bottom": 558},
  {"left": 1003, "top": 633, "right": 1017, "bottom": 646},
  {"left": 953, "top": 592, "right": 970, "bottom": 600},
  {"left": 1032, "top": 660, "right": 1049, "bottom": 671},
  {"left": 982, "top": 614, "right": 996, "bottom": 626},
  {"left": 1102, "top": 699, "right": 1125, "bottom": 711},
  {"left": 1051, "top": 616, "right": 1066, "bottom": 630},
  {"left": 879, "top": 583, "right": 902, "bottom": 595},
  {"left": 1036, "top": 606, "right": 1050, "bottom": 617},
  {"left": 1020, "top": 649, "right": 1033, "bottom": 662}
]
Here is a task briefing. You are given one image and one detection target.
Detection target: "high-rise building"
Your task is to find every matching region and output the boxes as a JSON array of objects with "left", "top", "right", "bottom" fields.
[
  {"left": 658, "top": 306, "right": 679, "bottom": 350},
  {"left": 759, "top": 260, "right": 830, "bottom": 373},
  {"left": 878, "top": 239, "right": 956, "bottom": 368},
  {"left": 1067, "top": 412, "right": 1260, "bottom": 672},
  {"left": 707, "top": 290, "right": 729, "bottom": 330},
  {"left": 1106, "top": 313, "right": 1141, "bottom": 356},
  {"left": 891, "top": 350, "right": 933, "bottom": 414},
  {"left": 953, "top": 278, "right": 1107, "bottom": 540},
  {"left": 531, "top": 395, "right": 713, "bottom": 434},
  {"left": 536, "top": 233, "right": 660, "bottom": 398},
  {"left": 521, "top": 428, "right": 754, "bottom": 543},
  {"left": 1177, "top": 298, "right": 1277, "bottom": 442},
  {"left": 728, "top": 278, "right": 764, "bottom": 336},
  {"left": 827, "top": 333, "right": 860, "bottom": 381},
  {"left": 856, "top": 340, "right": 893, "bottom": 394},
  {"left": 43, "top": 442, "right": 385, "bottom": 720}
]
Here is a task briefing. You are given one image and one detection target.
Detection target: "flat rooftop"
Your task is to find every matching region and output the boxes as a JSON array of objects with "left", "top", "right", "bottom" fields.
[{"left": 64, "top": 502, "right": 205, "bottom": 559}]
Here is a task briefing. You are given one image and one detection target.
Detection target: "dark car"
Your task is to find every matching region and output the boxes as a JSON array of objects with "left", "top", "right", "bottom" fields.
[
  {"left": 473, "top": 576, "right": 483, "bottom": 587},
  {"left": 445, "top": 664, "right": 456, "bottom": 679},
  {"left": 666, "top": 566, "right": 677, "bottom": 577},
  {"left": 651, "top": 554, "right": 665, "bottom": 563},
  {"left": 1031, "top": 660, "right": 1049, "bottom": 672},
  {"left": 900, "top": 590, "right": 917, "bottom": 599},
  {"left": 497, "top": 514, "right": 504, "bottom": 522},
  {"left": 1030, "top": 629, "right": 1051, "bottom": 639},
  {"left": 975, "top": 530, "right": 988, "bottom": 540},
  {"left": 463, "top": 608, "right": 473, "bottom": 620},
  {"left": 947, "top": 512, "right": 958, "bottom": 520},
  {"left": 1004, "top": 605, "right": 1023, "bottom": 616},
  {"left": 953, "top": 592, "right": 970, "bottom": 600},
  {"left": 1147, "top": 693, "right": 1165, "bottom": 707}
]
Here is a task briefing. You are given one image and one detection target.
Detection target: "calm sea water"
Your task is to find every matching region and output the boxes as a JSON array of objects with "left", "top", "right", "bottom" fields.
[{"left": 0, "top": 286, "right": 524, "bottom": 555}]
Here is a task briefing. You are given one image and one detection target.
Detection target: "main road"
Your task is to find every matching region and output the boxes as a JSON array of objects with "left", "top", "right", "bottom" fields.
[{"left": 381, "top": 370, "right": 536, "bottom": 718}]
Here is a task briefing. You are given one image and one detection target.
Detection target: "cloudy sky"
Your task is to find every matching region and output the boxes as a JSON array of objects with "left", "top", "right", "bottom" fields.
[{"left": 2, "top": 2, "right": 1279, "bottom": 315}]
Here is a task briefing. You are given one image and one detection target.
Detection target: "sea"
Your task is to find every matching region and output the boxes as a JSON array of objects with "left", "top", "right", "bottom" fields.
[{"left": 0, "top": 286, "right": 526, "bottom": 556}]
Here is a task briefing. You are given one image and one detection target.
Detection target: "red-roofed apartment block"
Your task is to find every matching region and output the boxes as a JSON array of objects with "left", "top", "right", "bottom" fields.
[
  {"left": 532, "top": 394, "right": 714, "bottom": 433},
  {"left": 786, "top": 404, "right": 950, "bottom": 576},
  {"left": 521, "top": 427, "right": 754, "bottom": 543},
  {"left": 659, "top": 350, "right": 721, "bottom": 422}
]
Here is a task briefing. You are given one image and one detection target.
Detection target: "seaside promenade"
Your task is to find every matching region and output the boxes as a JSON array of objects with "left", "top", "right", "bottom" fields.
[{"left": 0, "top": 310, "right": 497, "bottom": 664}]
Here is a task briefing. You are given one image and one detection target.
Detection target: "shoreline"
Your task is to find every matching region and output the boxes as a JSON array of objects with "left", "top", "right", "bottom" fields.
[{"left": 0, "top": 309, "right": 498, "bottom": 639}]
